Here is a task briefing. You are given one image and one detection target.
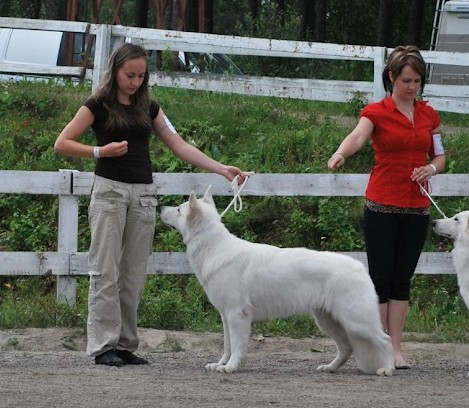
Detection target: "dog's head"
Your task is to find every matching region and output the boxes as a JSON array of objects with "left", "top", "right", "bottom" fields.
[
  {"left": 160, "top": 186, "right": 219, "bottom": 241},
  {"left": 431, "top": 210, "right": 469, "bottom": 242}
]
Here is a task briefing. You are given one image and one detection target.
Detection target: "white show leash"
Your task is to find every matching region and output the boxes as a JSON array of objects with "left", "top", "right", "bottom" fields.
[
  {"left": 220, "top": 172, "right": 255, "bottom": 218},
  {"left": 418, "top": 181, "right": 447, "bottom": 219},
  {"left": 220, "top": 174, "right": 447, "bottom": 219}
]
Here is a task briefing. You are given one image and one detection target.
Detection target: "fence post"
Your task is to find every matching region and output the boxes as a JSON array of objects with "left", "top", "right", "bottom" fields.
[
  {"left": 372, "top": 47, "right": 387, "bottom": 102},
  {"left": 57, "top": 169, "right": 79, "bottom": 304},
  {"left": 92, "top": 24, "right": 112, "bottom": 93}
]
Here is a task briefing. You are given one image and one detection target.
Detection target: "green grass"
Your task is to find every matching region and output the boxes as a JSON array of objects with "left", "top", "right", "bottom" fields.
[{"left": 0, "top": 82, "right": 469, "bottom": 342}]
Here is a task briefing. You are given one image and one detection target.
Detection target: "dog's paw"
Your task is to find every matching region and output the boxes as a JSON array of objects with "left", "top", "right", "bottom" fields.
[
  {"left": 376, "top": 366, "right": 394, "bottom": 377},
  {"left": 205, "top": 363, "right": 221, "bottom": 371},
  {"left": 205, "top": 363, "right": 238, "bottom": 373},
  {"left": 205, "top": 362, "right": 239, "bottom": 373},
  {"left": 217, "top": 364, "right": 237, "bottom": 373},
  {"left": 316, "top": 364, "right": 336, "bottom": 373}
]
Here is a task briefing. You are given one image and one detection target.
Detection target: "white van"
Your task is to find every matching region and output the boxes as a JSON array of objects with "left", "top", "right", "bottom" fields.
[
  {"left": 0, "top": 28, "right": 63, "bottom": 66},
  {"left": 431, "top": 0, "right": 469, "bottom": 85},
  {"left": 0, "top": 27, "right": 89, "bottom": 82}
]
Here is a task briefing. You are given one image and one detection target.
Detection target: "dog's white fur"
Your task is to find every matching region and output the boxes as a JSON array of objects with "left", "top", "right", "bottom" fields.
[
  {"left": 432, "top": 211, "right": 469, "bottom": 308},
  {"left": 160, "top": 188, "right": 394, "bottom": 376}
]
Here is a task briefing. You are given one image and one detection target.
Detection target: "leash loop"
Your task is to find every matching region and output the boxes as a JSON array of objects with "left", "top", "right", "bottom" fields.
[{"left": 220, "top": 172, "right": 254, "bottom": 218}]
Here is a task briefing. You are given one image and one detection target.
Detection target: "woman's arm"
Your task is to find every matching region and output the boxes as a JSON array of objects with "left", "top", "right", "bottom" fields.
[
  {"left": 411, "top": 126, "right": 446, "bottom": 182},
  {"left": 327, "top": 117, "right": 374, "bottom": 170},
  {"left": 54, "top": 106, "right": 128, "bottom": 159},
  {"left": 153, "top": 108, "right": 247, "bottom": 183}
]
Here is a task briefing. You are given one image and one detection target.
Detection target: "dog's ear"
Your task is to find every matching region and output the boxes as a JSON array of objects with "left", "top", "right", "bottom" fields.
[
  {"left": 202, "top": 185, "right": 215, "bottom": 207},
  {"left": 187, "top": 192, "right": 201, "bottom": 221},
  {"left": 189, "top": 192, "right": 199, "bottom": 209},
  {"left": 204, "top": 185, "right": 212, "bottom": 196}
]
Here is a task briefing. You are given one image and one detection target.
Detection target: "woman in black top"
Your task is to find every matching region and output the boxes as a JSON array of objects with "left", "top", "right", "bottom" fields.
[{"left": 54, "top": 43, "right": 247, "bottom": 366}]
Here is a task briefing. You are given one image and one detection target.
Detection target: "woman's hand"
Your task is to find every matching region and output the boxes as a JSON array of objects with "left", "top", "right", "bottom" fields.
[
  {"left": 328, "top": 152, "right": 345, "bottom": 170},
  {"left": 411, "top": 164, "right": 436, "bottom": 183},
  {"left": 220, "top": 165, "right": 250, "bottom": 184},
  {"left": 101, "top": 141, "right": 128, "bottom": 157}
]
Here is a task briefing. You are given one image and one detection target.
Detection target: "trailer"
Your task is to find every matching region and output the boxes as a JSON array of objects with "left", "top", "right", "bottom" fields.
[{"left": 431, "top": 0, "right": 469, "bottom": 85}]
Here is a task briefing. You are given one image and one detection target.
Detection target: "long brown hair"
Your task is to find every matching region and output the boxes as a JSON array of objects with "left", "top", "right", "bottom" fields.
[
  {"left": 94, "top": 43, "right": 152, "bottom": 130},
  {"left": 382, "top": 45, "right": 427, "bottom": 95}
]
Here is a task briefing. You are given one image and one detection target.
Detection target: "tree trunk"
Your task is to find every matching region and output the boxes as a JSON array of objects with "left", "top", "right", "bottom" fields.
[
  {"left": 186, "top": 0, "right": 198, "bottom": 32},
  {"left": 176, "top": 0, "right": 187, "bottom": 31},
  {"left": 407, "top": 0, "right": 425, "bottom": 46},
  {"left": 204, "top": 0, "right": 213, "bottom": 33},
  {"left": 249, "top": 0, "right": 258, "bottom": 34},
  {"left": 167, "top": 0, "right": 177, "bottom": 30},
  {"left": 135, "top": 0, "right": 149, "bottom": 27},
  {"left": 377, "top": 0, "right": 393, "bottom": 46},
  {"left": 300, "top": 0, "right": 314, "bottom": 40},
  {"left": 152, "top": 0, "right": 169, "bottom": 29},
  {"left": 313, "top": 0, "right": 326, "bottom": 42},
  {"left": 276, "top": 0, "right": 285, "bottom": 27}
]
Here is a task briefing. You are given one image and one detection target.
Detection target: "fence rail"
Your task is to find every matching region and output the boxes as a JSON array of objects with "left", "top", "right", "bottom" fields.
[
  {"left": 0, "top": 170, "right": 463, "bottom": 304},
  {"left": 1, "top": 17, "right": 469, "bottom": 113}
]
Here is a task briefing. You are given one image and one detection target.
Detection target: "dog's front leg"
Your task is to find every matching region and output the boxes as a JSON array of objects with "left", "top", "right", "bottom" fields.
[
  {"left": 208, "top": 308, "right": 252, "bottom": 373},
  {"left": 206, "top": 313, "right": 231, "bottom": 371}
]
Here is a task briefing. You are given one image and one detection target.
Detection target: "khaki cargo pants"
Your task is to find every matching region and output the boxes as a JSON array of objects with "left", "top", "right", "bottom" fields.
[{"left": 86, "top": 175, "right": 158, "bottom": 357}]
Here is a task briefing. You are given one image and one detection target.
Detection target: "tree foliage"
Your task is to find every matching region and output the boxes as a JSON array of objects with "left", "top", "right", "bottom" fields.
[{"left": 2, "top": 0, "right": 439, "bottom": 48}]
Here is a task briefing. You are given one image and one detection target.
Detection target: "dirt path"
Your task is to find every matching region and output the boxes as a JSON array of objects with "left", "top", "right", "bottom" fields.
[{"left": 0, "top": 328, "right": 468, "bottom": 408}]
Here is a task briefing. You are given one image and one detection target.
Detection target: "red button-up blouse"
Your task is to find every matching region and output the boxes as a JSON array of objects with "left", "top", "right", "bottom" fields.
[{"left": 361, "top": 96, "right": 440, "bottom": 208}]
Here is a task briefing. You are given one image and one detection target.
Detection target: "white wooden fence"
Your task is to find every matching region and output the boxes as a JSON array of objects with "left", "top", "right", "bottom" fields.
[
  {"left": 0, "top": 18, "right": 467, "bottom": 303},
  {"left": 1, "top": 17, "right": 469, "bottom": 113},
  {"left": 0, "top": 170, "right": 465, "bottom": 304}
]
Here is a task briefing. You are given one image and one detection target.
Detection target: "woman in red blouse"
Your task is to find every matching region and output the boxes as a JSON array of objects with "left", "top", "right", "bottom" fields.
[{"left": 328, "top": 46, "right": 446, "bottom": 369}]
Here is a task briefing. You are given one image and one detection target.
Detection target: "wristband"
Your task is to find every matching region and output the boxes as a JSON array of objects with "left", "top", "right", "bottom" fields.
[
  {"left": 93, "top": 146, "right": 100, "bottom": 159},
  {"left": 429, "top": 163, "right": 437, "bottom": 175}
]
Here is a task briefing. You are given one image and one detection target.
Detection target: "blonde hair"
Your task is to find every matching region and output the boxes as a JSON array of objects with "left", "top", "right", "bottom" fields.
[
  {"left": 382, "top": 45, "right": 427, "bottom": 95},
  {"left": 94, "top": 43, "right": 151, "bottom": 130}
]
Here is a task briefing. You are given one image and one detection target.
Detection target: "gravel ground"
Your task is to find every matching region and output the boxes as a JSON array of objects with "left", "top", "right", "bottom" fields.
[{"left": 0, "top": 328, "right": 468, "bottom": 408}]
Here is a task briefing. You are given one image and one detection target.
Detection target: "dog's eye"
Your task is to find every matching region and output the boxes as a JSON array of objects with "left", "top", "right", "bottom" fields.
[
  {"left": 454, "top": 217, "right": 459, "bottom": 221},
  {"left": 177, "top": 208, "right": 181, "bottom": 214}
]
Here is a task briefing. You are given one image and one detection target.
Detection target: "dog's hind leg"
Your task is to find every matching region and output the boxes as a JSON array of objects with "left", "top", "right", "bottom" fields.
[
  {"left": 205, "top": 313, "right": 232, "bottom": 371},
  {"left": 313, "top": 310, "right": 352, "bottom": 373},
  {"left": 348, "top": 330, "right": 394, "bottom": 376},
  {"left": 333, "top": 310, "right": 394, "bottom": 376}
]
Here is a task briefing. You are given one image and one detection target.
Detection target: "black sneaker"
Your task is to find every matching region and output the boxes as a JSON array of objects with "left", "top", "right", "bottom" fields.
[
  {"left": 116, "top": 350, "right": 149, "bottom": 365},
  {"left": 95, "top": 350, "right": 125, "bottom": 367}
]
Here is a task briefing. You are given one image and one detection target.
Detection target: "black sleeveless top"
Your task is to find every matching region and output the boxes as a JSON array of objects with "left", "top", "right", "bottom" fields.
[{"left": 84, "top": 97, "right": 160, "bottom": 184}]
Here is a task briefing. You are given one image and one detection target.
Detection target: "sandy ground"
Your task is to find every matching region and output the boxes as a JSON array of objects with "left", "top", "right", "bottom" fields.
[{"left": 0, "top": 327, "right": 468, "bottom": 408}]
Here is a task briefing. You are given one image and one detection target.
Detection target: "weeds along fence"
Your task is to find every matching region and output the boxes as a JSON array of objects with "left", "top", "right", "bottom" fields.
[
  {"left": 0, "top": 170, "right": 467, "bottom": 305},
  {"left": 0, "top": 17, "right": 469, "bottom": 113}
]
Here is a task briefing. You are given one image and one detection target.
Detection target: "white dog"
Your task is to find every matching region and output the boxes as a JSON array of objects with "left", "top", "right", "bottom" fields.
[
  {"left": 160, "top": 188, "right": 394, "bottom": 376},
  {"left": 432, "top": 211, "right": 469, "bottom": 308}
]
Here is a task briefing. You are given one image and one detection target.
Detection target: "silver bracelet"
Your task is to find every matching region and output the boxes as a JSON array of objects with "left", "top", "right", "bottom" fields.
[{"left": 93, "top": 146, "right": 100, "bottom": 159}]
